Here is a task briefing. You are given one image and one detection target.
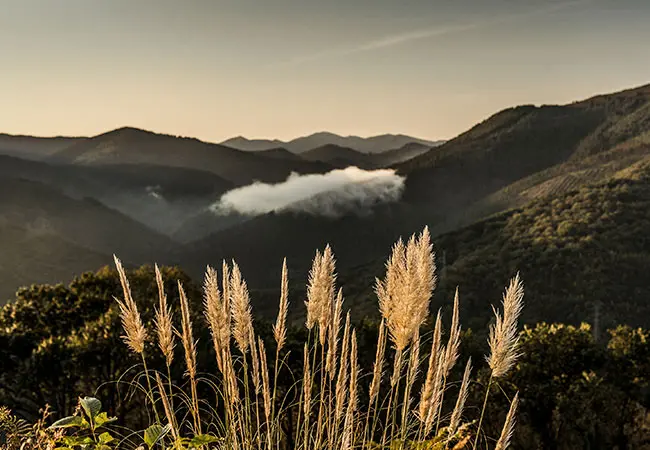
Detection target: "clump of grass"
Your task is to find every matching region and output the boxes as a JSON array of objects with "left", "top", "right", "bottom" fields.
[{"left": 47, "top": 227, "right": 524, "bottom": 450}]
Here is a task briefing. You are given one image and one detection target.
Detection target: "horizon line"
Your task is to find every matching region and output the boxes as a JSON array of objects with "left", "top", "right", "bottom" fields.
[{"left": 0, "top": 127, "right": 448, "bottom": 144}]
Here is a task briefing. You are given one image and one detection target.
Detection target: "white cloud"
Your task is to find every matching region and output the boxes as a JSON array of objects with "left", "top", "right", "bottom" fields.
[{"left": 211, "top": 166, "right": 405, "bottom": 218}]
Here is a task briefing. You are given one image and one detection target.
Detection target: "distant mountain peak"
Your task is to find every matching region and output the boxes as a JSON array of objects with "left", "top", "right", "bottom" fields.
[
  {"left": 306, "top": 131, "right": 344, "bottom": 138},
  {"left": 99, "top": 126, "right": 159, "bottom": 140},
  {"left": 223, "top": 131, "right": 442, "bottom": 154}
]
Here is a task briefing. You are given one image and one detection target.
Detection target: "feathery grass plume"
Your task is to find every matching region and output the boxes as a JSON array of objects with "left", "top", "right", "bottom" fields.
[
  {"left": 273, "top": 258, "right": 289, "bottom": 351},
  {"left": 494, "top": 393, "right": 519, "bottom": 450},
  {"left": 335, "top": 312, "right": 352, "bottom": 422},
  {"left": 369, "top": 318, "right": 387, "bottom": 403},
  {"left": 230, "top": 261, "right": 253, "bottom": 354},
  {"left": 376, "top": 239, "right": 404, "bottom": 348},
  {"left": 155, "top": 373, "right": 179, "bottom": 442},
  {"left": 113, "top": 255, "right": 147, "bottom": 354},
  {"left": 203, "top": 265, "right": 230, "bottom": 373},
  {"left": 418, "top": 310, "right": 442, "bottom": 421},
  {"left": 105, "top": 238, "right": 522, "bottom": 450},
  {"left": 448, "top": 358, "right": 472, "bottom": 439},
  {"left": 305, "top": 245, "right": 337, "bottom": 345},
  {"left": 473, "top": 274, "right": 524, "bottom": 450},
  {"left": 445, "top": 288, "right": 461, "bottom": 375},
  {"left": 154, "top": 264, "right": 175, "bottom": 366},
  {"left": 326, "top": 288, "right": 344, "bottom": 377},
  {"left": 305, "top": 248, "right": 322, "bottom": 331},
  {"left": 487, "top": 273, "right": 524, "bottom": 378},
  {"left": 376, "top": 227, "right": 436, "bottom": 352}
]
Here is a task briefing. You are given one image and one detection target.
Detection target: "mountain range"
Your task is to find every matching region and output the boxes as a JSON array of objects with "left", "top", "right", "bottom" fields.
[
  {"left": 1, "top": 82, "right": 650, "bottom": 331},
  {"left": 220, "top": 132, "right": 443, "bottom": 154}
]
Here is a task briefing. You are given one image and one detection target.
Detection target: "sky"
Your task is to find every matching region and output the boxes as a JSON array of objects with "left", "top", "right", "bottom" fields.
[{"left": 1, "top": 0, "right": 649, "bottom": 143}]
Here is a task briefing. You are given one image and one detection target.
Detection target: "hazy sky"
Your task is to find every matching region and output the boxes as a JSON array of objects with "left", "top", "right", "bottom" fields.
[{"left": 1, "top": 0, "right": 649, "bottom": 142}]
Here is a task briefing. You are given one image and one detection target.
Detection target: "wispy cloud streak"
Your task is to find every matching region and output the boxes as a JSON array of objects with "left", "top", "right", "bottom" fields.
[{"left": 274, "top": 0, "right": 591, "bottom": 67}]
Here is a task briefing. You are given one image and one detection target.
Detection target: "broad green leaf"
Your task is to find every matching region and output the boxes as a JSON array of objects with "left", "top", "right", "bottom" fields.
[
  {"left": 50, "top": 415, "right": 83, "bottom": 428},
  {"left": 79, "top": 397, "right": 102, "bottom": 420},
  {"left": 188, "top": 434, "right": 219, "bottom": 447},
  {"left": 144, "top": 423, "right": 171, "bottom": 448},
  {"left": 94, "top": 412, "right": 118, "bottom": 427},
  {"left": 62, "top": 436, "right": 84, "bottom": 445},
  {"left": 99, "top": 431, "right": 115, "bottom": 444}
]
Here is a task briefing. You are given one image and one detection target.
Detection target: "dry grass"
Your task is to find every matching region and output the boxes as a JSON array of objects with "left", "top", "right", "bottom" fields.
[{"left": 107, "top": 227, "right": 523, "bottom": 449}]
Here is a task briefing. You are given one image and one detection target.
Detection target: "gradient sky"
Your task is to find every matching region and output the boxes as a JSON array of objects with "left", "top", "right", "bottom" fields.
[{"left": 1, "top": 0, "right": 649, "bottom": 142}]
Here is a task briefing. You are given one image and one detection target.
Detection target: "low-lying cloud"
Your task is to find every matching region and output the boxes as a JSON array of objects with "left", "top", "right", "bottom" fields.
[{"left": 211, "top": 166, "right": 405, "bottom": 218}]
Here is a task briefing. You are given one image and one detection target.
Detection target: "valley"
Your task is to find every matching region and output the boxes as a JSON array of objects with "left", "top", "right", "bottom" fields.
[{"left": 1, "top": 83, "right": 649, "bottom": 334}]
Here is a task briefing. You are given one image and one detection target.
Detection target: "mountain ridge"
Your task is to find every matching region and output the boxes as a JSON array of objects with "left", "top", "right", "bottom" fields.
[
  {"left": 220, "top": 132, "right": 443, "bottom": 154},
  {"left": 48, "top": 127, "right": 332, "bottom": 185}
]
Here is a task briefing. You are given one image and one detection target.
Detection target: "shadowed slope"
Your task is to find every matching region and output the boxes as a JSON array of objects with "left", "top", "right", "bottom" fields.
[
  {"left": 0, "top": 134, "right": 85, "bottom": 161},
  {"left": 0, "top": 223, "right": 110, "bottom": 304},
  {"left": 301, "top": 144, "right": 376, "bottom": 169},
  {"left": 0, "top": 154, "right": 234, "bottom": 234},
  {"left": 0, "top": 178, "right": 180, "bottom": 262},
  {"left": 398, "top": 84, "right": 650, "bottom": 226},
  {"left": 51, "top": 127, "right": 331, "bottom": 185}
]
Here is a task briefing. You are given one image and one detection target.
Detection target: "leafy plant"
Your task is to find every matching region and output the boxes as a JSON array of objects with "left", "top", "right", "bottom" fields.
[{"left": 50, "top": 397, "right": 118, "bottom": 450}]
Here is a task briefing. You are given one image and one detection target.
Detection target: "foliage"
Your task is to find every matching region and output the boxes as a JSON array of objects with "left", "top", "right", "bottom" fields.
[
  {"left": 0, "top": 264, "right": 198, "bottom": 424},
  {"left": 413, "top": 167, "right": 650, "bottom": 333}
]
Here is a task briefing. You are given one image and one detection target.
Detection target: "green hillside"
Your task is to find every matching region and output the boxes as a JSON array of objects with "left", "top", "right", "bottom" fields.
[
  {"left": 400, "top": 84, "right": 650, "bottom": 229},
  {"left": 341, "top": 159, "right": 650, "bottom": 332}
]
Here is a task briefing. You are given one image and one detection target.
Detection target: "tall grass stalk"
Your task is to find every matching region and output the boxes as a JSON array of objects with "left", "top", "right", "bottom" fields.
[{"left": 110, "top": 227, "right": 523, "bottom": 450}]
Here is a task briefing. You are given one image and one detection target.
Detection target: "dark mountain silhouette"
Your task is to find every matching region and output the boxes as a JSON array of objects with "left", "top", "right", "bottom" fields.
[
  {"left": 252, "top": 147, "right": 306, "bottom": 161},
  {"left": 50, "top": 127, "right": 331, "bottom": 185},
  {"left": 286, "top": 132, "right": 442, "bottom": 154},
  {"left": 373, "top": 142, "right": 432, "bottom": 167},
  {"left": 220, "top": 131, "right": 443, "bottom": 154},
  {"left": 0, "top": 133, "right": 85, "bottom": 161},
  {"left": 221, "top": 136, "right": 285, "bottom": 151},
  {"left": 300, "top": 144, "right": 376, "bottom": 169},
  {"left": 298, "top": 142, "right": 433, "bottom": 169}
]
